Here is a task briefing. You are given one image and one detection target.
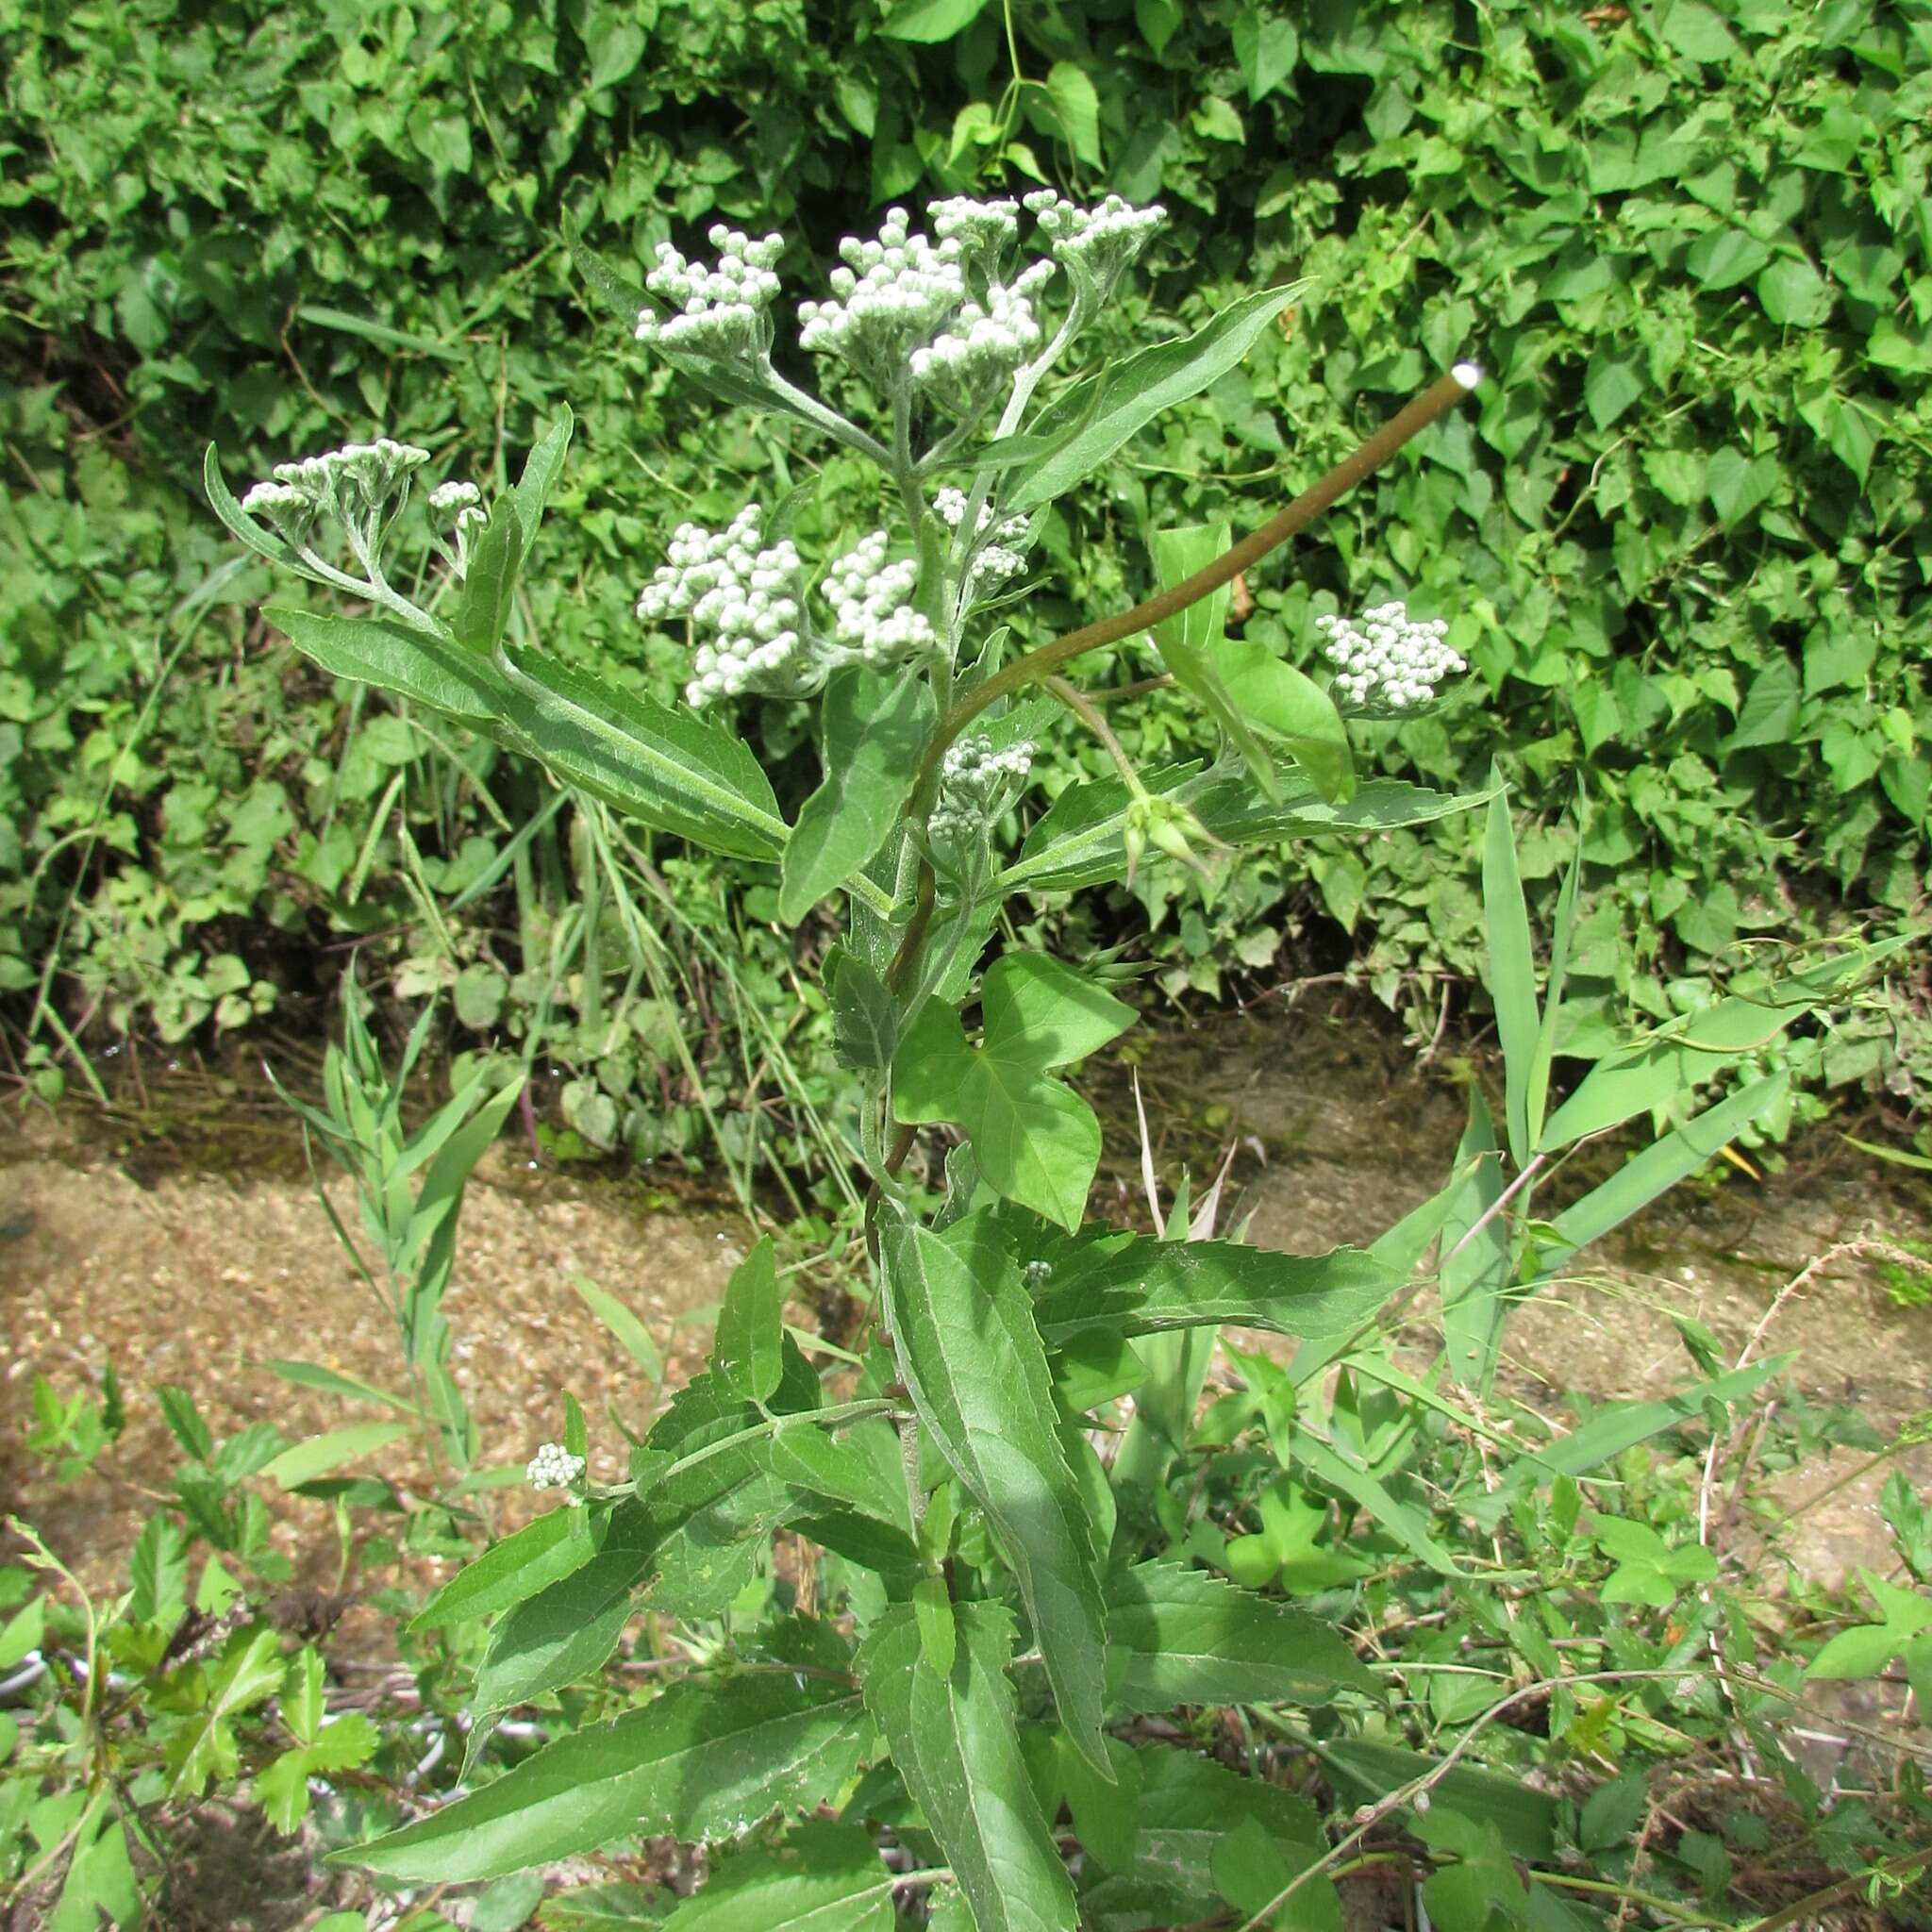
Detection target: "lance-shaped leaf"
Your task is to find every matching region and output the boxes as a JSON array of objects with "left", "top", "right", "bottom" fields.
[
  {"left": 856, "top": 1602, "right": 1078, "bottom": 1932},
  {"left": 411, "top": 1504, "right": 602, "bottom": 1630},
  {"left": 344, "top": 1673, "right": 872, "bottom": 1883},
  {"left": 1192, "top": 773, "right": 1493, "bottom": 848},
  {"left": 1104, "top": 1560, "right": 1379, "bottom": 1712},
  {"left": 1483, "top": 787, "right": 1541, "bottom": 1168},
  {"left": 452, "top": 500, "right": 523, "bottom": 655},
  {"left": 470, "top": 1501, "right": 661, "bottom": 1718},
  {"left": 1534, "top": 935, "right": 1909, "bottom": 1152},
  {"left": 495, "top": 644, "right": 788, "bottom": 860},
  {"left": 1540, "top": 1072, "right": 1790, "bottom": 1262},
  {"left": 1005, "top": 282, "right": 1308, "bottom": 511},
  {"left": 779, "top": 667, "right": 933, "bottom": 924},
  {"left": 509, "top": 407, "right": 575, "bottom": 557},
  {"left": 1015, "top": 1219, "right": 1403, "bottom": 1343},
  {"left": 715, "top": 1237, "right": 784, "bottom": 1405},
  {"left": 892, "top": 953, "right": 1134, "bottom": 1230},
  {"left": 267, "top": 606, "right": 515, "bottom": 725},
  {"left": 661, "top": 1822, "right": 898, "bottom": 1930},
  {"left": 1437, "top": 1089, "right": 1511, "bottom": 1394},
  {"left": 877, "top": 1208, "right": 1110, "bottom": 1774}
]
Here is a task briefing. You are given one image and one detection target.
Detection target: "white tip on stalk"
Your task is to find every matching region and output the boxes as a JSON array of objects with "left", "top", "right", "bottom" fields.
[{"left": 1452, "top": 361, "right": 1483, "bottom": 391}]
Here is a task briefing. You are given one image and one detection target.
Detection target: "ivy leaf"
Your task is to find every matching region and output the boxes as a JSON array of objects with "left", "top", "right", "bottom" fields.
[
  {"left": 891, "top": 953, "right": 1134, "bottom": 1230},
  {"left": 779, "top": 667, "right": 933, "bottom": 924},
  {"left": 878, "top": 0, "right": 991, "bottom": 40},
  {"left": 826, "top": 945, "right": 899, "bottom": 1075},
  {"left": 1808, "top": 1566, "right": 1932, "bottom": 1678},
  {"left": 856, "top": 1601, "right": 1078, "bottom": 1932},
  {"left": 877, "top": 1207, "right": 1110, "bottom": 1775},
  {"left": 342, "top": 1674, "right": 872, "bottom": 1882},
  {"left": 1232, "top": 8, "right": 1298, "bottom": 100},
  {"left": 1044, "top": 62, "right": 1102, "bottom": 169},
  {"left": 715, "top": 1236, "right": 785, "bottom": 1406},
  {"left": 257, "top": 1715, "right": 379, "bottom": 1834}
]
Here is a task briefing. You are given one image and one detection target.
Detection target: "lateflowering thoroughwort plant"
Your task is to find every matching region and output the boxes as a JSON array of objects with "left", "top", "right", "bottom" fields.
[{"left": 208, "top": 194, "right": 1494, "bottom": 1926}]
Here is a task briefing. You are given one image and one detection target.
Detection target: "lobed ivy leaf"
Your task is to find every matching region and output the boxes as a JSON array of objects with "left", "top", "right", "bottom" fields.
[{"left": 891, "top": 953, "right": 1134, "bottom": 1230}]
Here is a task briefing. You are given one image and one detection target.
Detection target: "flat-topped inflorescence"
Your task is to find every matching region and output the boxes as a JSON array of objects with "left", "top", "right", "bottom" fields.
[
  {"left": 822, "top": 530, "right": 939, "bottom": 666},
  {"left": 635, "top": 225, "right": 786, "bottom": 363},
  {"left": 637, "top": 508, "right": 811, "bottom": 706},
  {"left": 929, "top": 732, "right": 1035, "bottom": 841},
  {"left": 1317, "top": 601, "right": 1467, "bottom": 711},
  {"left": 242, "top": 438, "right": 431, "bottom": 534}
]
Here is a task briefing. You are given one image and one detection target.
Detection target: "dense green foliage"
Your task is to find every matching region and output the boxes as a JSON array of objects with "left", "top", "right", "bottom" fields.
[{"left": 4, "top": 0, "right": 1929, "bottom": 1123}]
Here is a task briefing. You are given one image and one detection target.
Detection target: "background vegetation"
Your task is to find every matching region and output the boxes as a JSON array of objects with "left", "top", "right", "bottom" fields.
[{"left": 4, "top": 0, "right": 1929, "bottom": 1146}]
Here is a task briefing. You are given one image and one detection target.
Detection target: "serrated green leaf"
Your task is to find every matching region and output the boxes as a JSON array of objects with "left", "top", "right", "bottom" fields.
[
  {"left": 1005, "top": 283, "right": 1307, "bottom": 512},
  {"left": 660, "top": 1822, "right": 895, "bottom": 1929},
  {"left": 453, "top": 501, "right": 523, "bottom": 654},
  {"left": 495, "top": 644, "right": 787, "bottom": 861},
  {"left": 508, "top": 408, "right": 574, "bottom": 557},
  {"left": 344, "top": 1674, "right": 871, "bottom": 1882},
  {"left": 826, "top": 946, "right": 899, "bottom": 1075},
  {"left": 877, "top": 1208, "right": 1109, "bottom": 1774},
  {"left": 267, "top": 605, "right": 519, "bottom": 724},
  {"left": 413, "top": 1505, "right": 603, "bottom": 1630},
  {"left": 715, "top": 1237, "right": 784, "bottom": 1406},
  {"left": 1105, "top": 1560, "right": 1378, "bottom": 1711},
  {"left": 857, "top": 1602, "right": 1077, "bottom": 1932},
  {"left": 1018, "top": 1220, "right": 1401, "bottom": 1344}
]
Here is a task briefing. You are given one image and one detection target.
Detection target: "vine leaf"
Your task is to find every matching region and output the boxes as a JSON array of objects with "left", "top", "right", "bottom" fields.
[
  {"left": 877, "top": 1207, "right": 1110, "bottom": 1774},
  {"left": 891, "top": 953, "right": 1134, "bottom": 1230},
  {"left": 856, "top": 1601, "right": 1078, "bottom": 1932}
]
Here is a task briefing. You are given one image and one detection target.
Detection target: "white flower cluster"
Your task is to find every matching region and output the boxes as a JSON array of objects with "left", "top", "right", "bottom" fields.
[
  {"left": 929, "top": 733, "right": 1034, "bottom": 841},
  {"left": 1317, "top": 602, "right": 1467, "bottom": 710},
  {"left": 242, "top": 438, "right": 431, "bottom": 536},
  {"left": 635, "top": 225, "right": 785, "bottom": 361},
  {"left": 637, "top": 508, "right": 810, "bottom": 705},
  {"left": 428, "top": 480, "right": 487, "bottom": 579},
  {"left": 929, "top": 195, "right": 1021, "bottom": 266},
  {"left": 822, "top": 531, "right": 938, "bottom": 665},
  {"left": 908, "top": 260, "right": 1055, "bottom": 395},
  {"left": 797, "top": 207, "right": 968, "bottom": 380},
  {"left": 935, "top": 487, "right": 1030, "bottom": 587},
  {"left": 1024, "top": 190, "right": 1165, "bottom": 293},
  {"left": 526, "top": 1442, "right": 585, "bottom": 1491},
  {"left": 1024, "top": 1258, "right": 1054, "bottom": 1289}
]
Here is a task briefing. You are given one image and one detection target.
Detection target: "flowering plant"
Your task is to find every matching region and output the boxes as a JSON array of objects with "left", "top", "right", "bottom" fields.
[{"left": 203, "top": 194, "right": 1519, "bottom": 1925}]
